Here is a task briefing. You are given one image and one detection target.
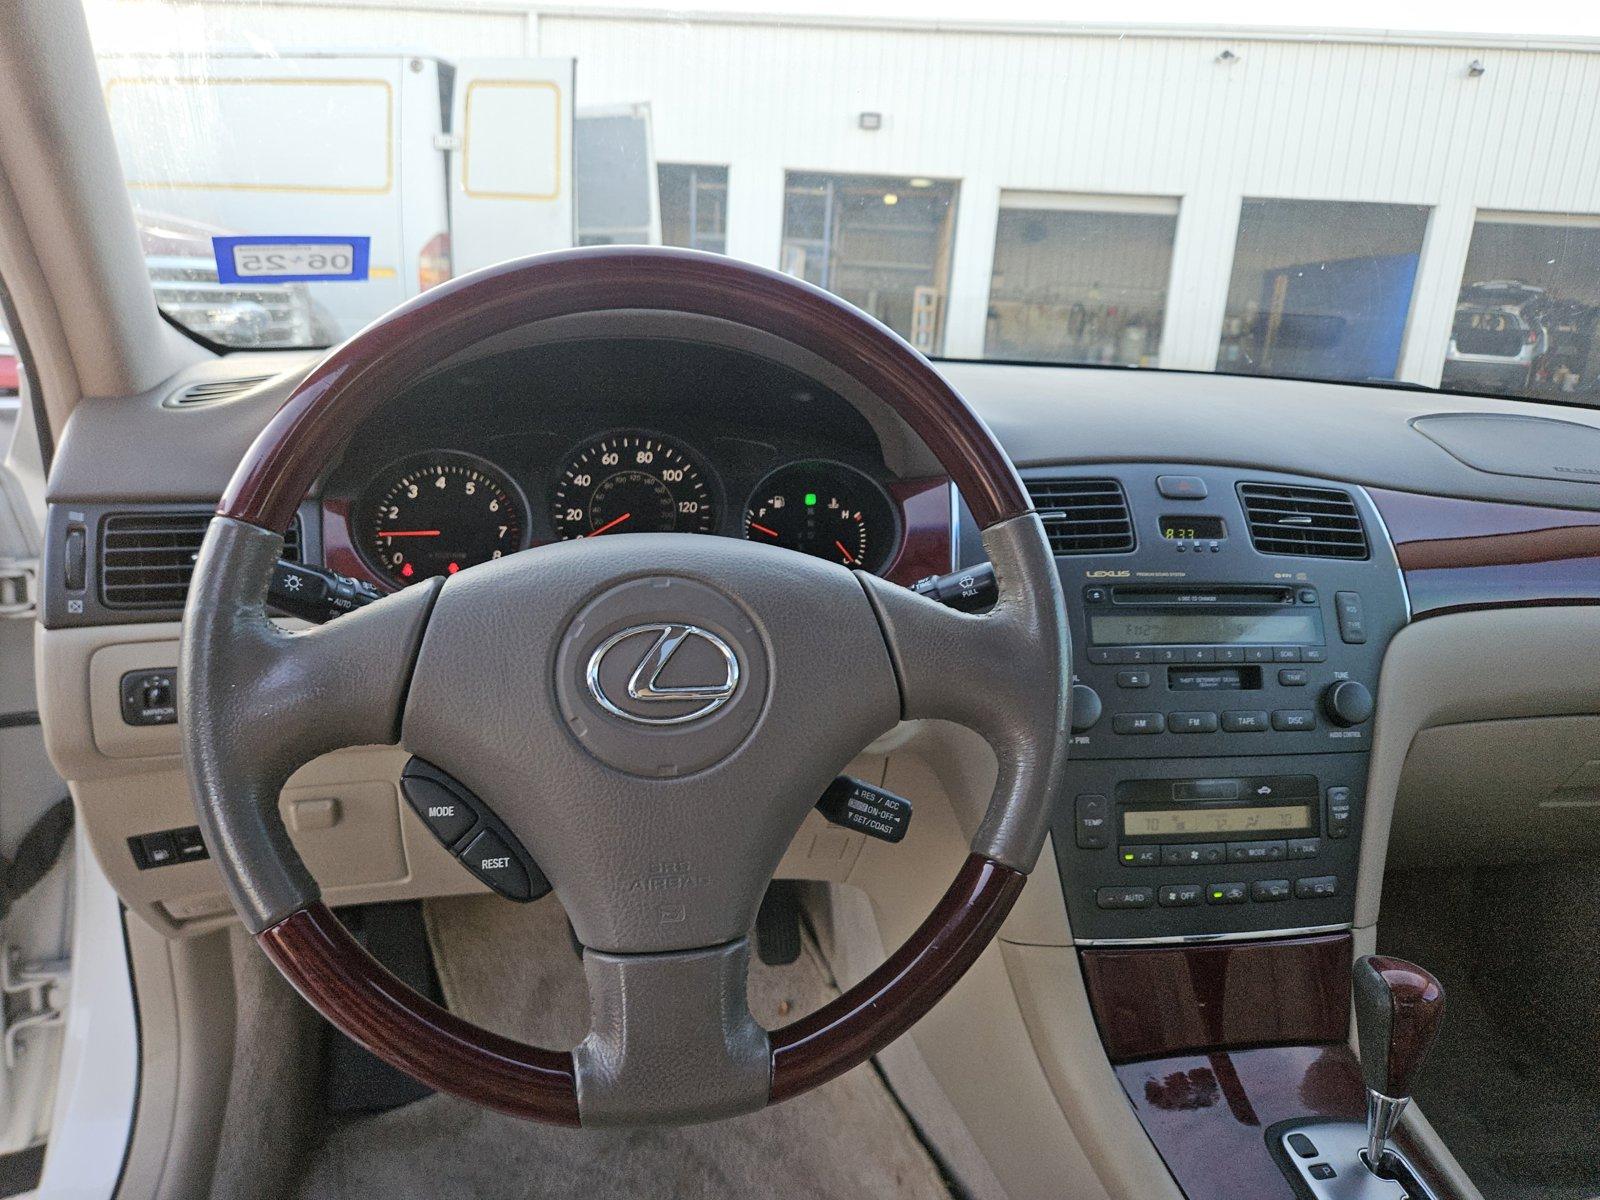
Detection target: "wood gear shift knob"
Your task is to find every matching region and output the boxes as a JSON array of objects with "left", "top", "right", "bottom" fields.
[{"left": 1352, "top": 954, "right": 1445, "bottom": 1100}]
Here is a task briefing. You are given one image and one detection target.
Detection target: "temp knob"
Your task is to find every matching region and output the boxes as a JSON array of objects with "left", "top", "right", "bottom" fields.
[
  {"left": 1323, "top": 680, "right": 1374, "bottom": 727},
  {"left": 1070, "top": 683, "right": 1103, "bottom": 733}
]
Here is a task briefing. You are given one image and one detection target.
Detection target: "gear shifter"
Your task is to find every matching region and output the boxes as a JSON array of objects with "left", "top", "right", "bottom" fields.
[{"left": 1352, "top": 955, "right": 1446, "bottom": 1176}]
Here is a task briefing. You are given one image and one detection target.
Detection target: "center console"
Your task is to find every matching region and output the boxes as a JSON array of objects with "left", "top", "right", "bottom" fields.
[{"left": 1034, "top": 464, "right": 1408, "bottom": 943}]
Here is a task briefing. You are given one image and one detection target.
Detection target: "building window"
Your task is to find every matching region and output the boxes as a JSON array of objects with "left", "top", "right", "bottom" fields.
[
  {"left": 659, "top": 163, "right": 728, "bottom": 254},
  {"left": 780, "top": 172, "right": 958, "bottom": 353},
  {"left": 1443, "top": 212, "right": 1600, "bottom": 400},
  {"left": 1217, "top": 199, "right": 1430, "bottom": 382},
  {"left": 986, "top": 192, "right": 1177, "bottom": 366}
]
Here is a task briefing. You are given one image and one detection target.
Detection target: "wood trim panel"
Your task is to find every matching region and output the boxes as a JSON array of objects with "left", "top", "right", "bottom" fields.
[
  {"left": 1370, "top": 487, "right": 1600, "bottom": 616},
  {"left": 222, "top": 247, "right": 1029, "bottom": 533},
  {"left": 881, "top": 477, "right": 953, "bottom": 587},
  {"left": 1081, "top": 933, "right": 1351, "bottom": 1063},
  {"left": 1116, "top": 1043, "right": 1462, "bottom": 1200}
]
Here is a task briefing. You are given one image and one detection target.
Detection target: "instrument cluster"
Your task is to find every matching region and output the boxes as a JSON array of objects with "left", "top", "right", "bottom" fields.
[{"left": 348, "top": 427, "right": 904, "bottom": 588}]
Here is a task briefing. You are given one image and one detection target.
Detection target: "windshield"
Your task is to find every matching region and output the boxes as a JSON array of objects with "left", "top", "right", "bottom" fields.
[{"left": 83, "top": 2, "right": 1600, "bottom": 406}]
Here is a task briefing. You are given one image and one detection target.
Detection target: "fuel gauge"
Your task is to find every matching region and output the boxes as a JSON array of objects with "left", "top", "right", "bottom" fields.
[{"left": 742, "top": 460, "right": 897, "bottom": 574}]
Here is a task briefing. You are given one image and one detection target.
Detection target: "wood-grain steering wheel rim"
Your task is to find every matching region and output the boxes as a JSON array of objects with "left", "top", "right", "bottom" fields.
[{"left": 203, "top": 247, "right": 1056, "bottom": 1126}]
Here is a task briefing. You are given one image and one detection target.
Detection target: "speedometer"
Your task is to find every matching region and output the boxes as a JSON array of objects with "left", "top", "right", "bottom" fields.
[{"left": 551, "top": 432, "right": 715, "bottom": 539}]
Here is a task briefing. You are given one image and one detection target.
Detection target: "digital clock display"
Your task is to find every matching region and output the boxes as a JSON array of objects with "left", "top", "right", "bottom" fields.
[{"left": 1160, "top": 514, "right": 1226, "bottom": 541}]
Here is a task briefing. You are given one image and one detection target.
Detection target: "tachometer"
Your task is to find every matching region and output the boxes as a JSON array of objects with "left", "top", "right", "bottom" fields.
[
  {"left": 358, "top": 451, "right": 529, "bottom": 584},
  {"left": 552, "top": 432, "right": 714, "bottom": 539},
  {"left": 742, "top": 460, "right": 898, "bottom": 573}
]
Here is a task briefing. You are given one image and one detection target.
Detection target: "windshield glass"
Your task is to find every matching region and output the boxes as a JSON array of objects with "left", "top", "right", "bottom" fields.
[{"left": 83, "top": 1, "right": 1600, "bottom": 406}]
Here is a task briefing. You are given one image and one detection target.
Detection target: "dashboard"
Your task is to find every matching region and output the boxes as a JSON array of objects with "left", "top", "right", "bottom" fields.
[
  {"left": 315, "top": 338, "right": 952, "bottom": 592},
  {"left": 31, "top": 319, "right": 1600, "bottom": 951}
]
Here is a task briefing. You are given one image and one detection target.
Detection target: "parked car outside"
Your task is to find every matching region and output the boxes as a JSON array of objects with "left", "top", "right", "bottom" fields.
[{"left": 1442, "top": 280, "right": 1549, "bottom": 394}]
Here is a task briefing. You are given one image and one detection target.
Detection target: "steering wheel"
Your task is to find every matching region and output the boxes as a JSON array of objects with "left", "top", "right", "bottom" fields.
[{"left": 180, "top": 247, "right": 1070, "bottom": 1127}]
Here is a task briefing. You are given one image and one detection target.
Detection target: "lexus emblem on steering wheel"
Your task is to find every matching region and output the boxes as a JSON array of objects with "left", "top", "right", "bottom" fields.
[{"left": 585, "top": 623, "right": 741, "bottom": 725}]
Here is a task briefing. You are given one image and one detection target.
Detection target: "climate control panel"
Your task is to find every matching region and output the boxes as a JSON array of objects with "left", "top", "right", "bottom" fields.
[{"left": 1052, "top": 757, "right": 1366, "bottom": 942}]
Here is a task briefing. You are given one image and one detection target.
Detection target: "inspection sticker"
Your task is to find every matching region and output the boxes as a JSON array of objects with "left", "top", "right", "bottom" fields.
[{"left": 212, "top": 235, "right": 371, "bottom": 283}]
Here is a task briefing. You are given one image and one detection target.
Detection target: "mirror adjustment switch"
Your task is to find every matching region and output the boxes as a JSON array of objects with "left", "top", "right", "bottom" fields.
[{"left": 120, "top": 669, "right": 177, "bottom": 726}]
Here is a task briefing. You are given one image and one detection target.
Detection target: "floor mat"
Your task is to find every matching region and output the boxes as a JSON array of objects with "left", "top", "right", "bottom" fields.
[
  {"left": 1379, "top": 866, "right": 1600, "bottom": 1200},
  {"left": 290, "top": 893, "right": 953, "bottom": 1200}
]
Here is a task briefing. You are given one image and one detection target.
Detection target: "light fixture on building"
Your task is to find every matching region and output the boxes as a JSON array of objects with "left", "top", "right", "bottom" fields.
[
  {"left": 1216, "top": 48, "right": 1239, "bottom": 64},
  {"left": 1466, "top": 59, "right": 1487, "bottom": 77},
  {"left": 883, "top": 192, "right": 899, "bottom": 206},
  {"left": 858, "top": 111, "right": 883, "bottom": 131},
  {"left": 909, "top": 177, "right": 933, "bottom": 188}
]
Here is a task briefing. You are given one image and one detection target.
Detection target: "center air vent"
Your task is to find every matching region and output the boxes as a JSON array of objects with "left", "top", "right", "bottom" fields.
[
  {"left": 1024, "top": 478, "right": 1135, "bottom": 555},
  {"left": 100, "top": 511, "right": 302, "bottom": 610},
  {"left": 1237, "top": 483, "right": 1368, "bottom": 560},
  {"left": 165, "top": 375, "right": 274, "bottom": 408}
]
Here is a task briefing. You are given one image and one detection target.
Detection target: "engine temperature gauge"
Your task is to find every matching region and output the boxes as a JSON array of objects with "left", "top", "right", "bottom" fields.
[{"left": 742, "top": 460, "right": 897, "bottom": 573}]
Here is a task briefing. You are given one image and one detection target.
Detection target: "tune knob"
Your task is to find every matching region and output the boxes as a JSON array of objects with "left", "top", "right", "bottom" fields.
[
  {"left": 1070, "top": 683, "right": 1103, "bottom": 733},
  {"left": 1323, "top": 679, "right": 1374, "bottom": 727}
]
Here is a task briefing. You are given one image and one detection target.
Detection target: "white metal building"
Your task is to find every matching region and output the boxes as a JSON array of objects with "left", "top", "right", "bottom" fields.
[{"left": 89, "top": 2, "right": 1600, "bottom": 392}]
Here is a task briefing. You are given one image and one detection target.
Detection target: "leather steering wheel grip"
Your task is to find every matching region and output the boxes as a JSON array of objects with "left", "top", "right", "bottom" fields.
[{"left": 184, "top": 246, "right": 1069, "bottom": 1126}]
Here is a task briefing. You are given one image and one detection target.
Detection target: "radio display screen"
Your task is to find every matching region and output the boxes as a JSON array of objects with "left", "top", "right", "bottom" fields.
[
  {"left": 1122, "top": 804, "right": 1312, "bottom": 838},
  {"left": 1089, "top": 610, "right": 1324, "bottom": 646}
]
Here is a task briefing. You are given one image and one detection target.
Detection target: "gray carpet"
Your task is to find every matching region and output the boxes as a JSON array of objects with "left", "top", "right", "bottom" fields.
[
  {"left": 1379, "top": 865, "right": 1600, "bottom": 1200},
  {"left": 288, "top": 893, "right": 953, "bottom": 1200}
]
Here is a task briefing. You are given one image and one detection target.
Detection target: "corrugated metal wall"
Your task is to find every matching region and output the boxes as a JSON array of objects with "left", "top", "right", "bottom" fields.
[{"left": 94, "top": 3, "right": 1600, "bottom": 382}]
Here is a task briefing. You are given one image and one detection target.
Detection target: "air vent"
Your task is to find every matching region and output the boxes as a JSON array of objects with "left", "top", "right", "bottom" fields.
[
  {"left": 1025, "top": 478, "right": 1135, "bottom": 555},
  {"left": 1237, "top": 483, "right": 1368, "bottom": 559},
  {"left": 99, "top": 511, "right": 301, "bottom": 610},
  {"left": 165, "top": 375, "right": 273, "bottom": 408}
]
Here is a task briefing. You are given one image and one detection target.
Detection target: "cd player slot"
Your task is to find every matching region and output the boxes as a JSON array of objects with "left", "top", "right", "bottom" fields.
[{"left": 1110, "top": 584, "right": 1296, "bottom": 606}]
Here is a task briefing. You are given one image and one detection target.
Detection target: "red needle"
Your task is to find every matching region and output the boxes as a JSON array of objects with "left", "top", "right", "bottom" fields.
[
  {"left": 834, "top": 539, "right": 857, "bottom": 564},
  {"left": 749, "top": 522, "right": 780, "bottom": 538},
  {"left": 586, "top": 512, "right": 632, "bottom": 537},
  {"left": 380, "top": 530, "right": 441, "bottom": 537}
]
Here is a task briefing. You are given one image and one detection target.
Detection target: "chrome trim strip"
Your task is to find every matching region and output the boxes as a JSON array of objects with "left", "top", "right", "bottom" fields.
[
  {"left": 948, "top": 481, "right": 962, "bottom": 572},
  {"left": 1072, "top": 921, "right": 1351, "bottom": 948},
  {"left": 1355, "top": 483, "right": 1412, "bottom": 625}
]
